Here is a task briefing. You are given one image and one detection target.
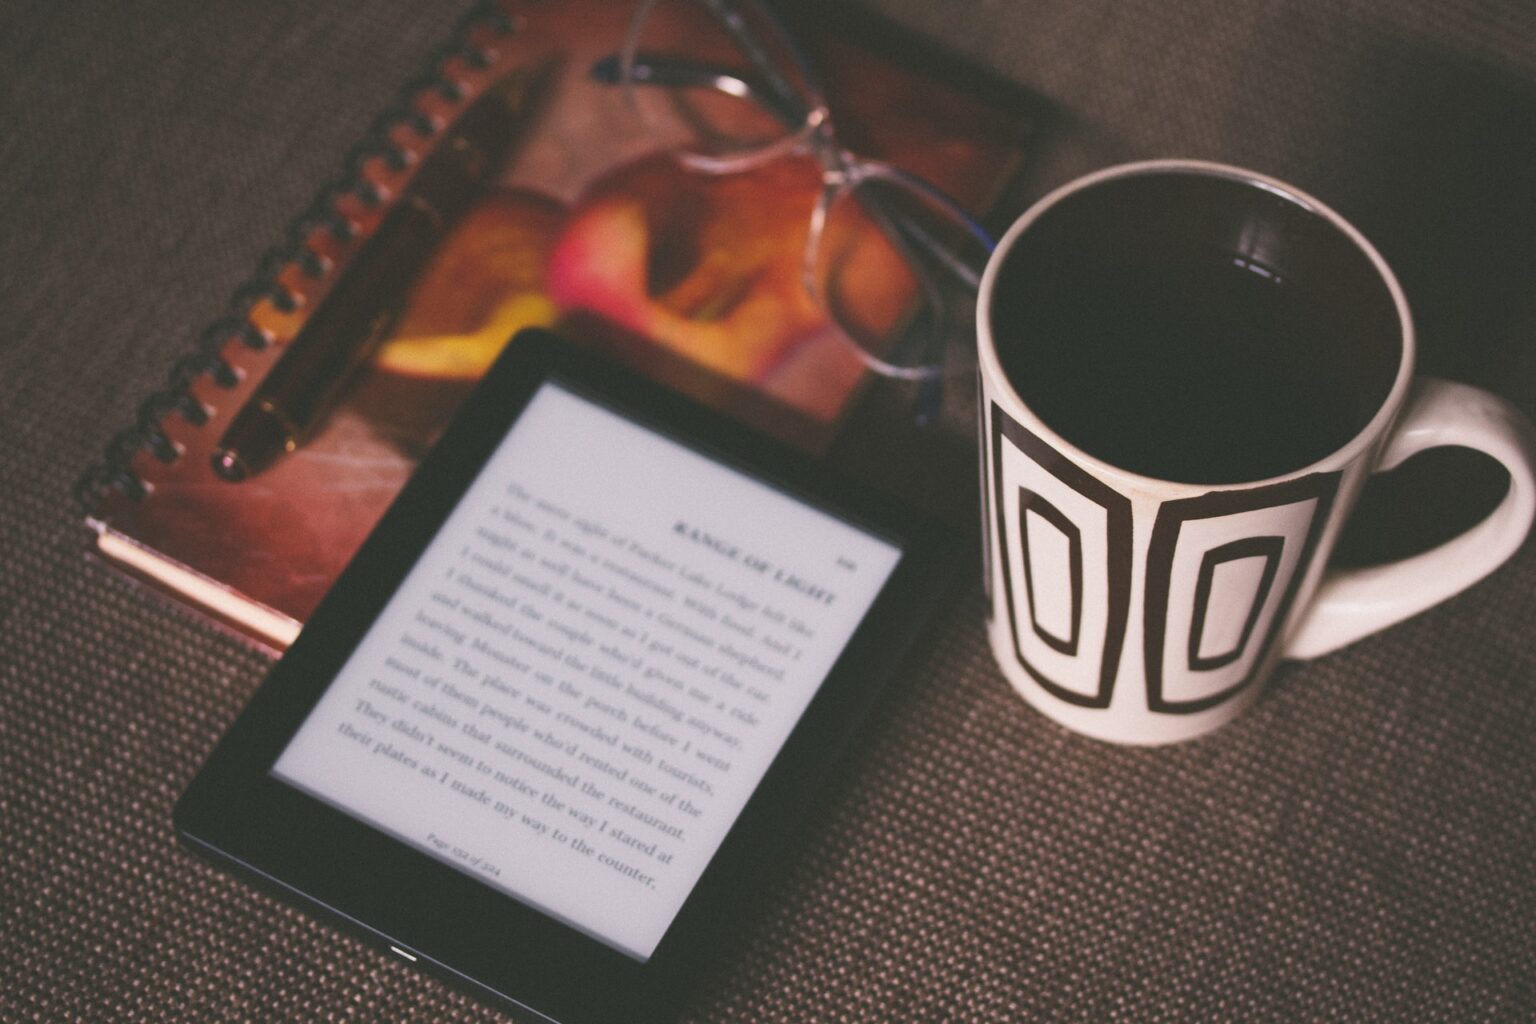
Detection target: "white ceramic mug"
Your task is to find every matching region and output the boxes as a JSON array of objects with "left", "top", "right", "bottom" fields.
[{"left": 977, "top": 160, "right": 1536, "bottom": 744}]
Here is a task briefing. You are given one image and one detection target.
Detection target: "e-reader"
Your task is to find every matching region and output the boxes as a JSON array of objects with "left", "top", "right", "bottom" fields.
[{"left": 175, "top": 330, "right": 955, "bottom": 1024}]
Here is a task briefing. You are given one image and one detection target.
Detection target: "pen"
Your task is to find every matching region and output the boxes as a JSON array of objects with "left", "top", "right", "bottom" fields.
[{"left": 212, "top": 69, "right": 537, "bottom": 482}]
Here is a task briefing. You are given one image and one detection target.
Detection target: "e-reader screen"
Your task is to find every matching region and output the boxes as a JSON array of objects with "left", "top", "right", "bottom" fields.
[{"left": 270, "top": 381, "right": 903, "bottom": 961}]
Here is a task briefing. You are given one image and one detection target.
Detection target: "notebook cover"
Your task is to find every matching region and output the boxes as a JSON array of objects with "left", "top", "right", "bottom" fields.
[{"left": 79, "top": 0, "right": 1034, "bottom": 653}]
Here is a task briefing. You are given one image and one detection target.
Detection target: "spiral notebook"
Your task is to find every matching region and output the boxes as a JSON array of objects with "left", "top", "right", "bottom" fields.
[{"left": 77, "top": 0, "right": 1035, "bottom": 654}]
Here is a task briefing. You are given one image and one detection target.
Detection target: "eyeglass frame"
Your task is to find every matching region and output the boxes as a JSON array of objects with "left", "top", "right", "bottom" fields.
[{"left": 591, "top": 0, "right": 998, "bottom": 423}]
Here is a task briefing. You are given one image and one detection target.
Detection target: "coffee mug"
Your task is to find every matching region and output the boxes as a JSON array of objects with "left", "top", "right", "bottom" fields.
[{"left": 976, "top": 160, "right": 1536, "bottom": 744}]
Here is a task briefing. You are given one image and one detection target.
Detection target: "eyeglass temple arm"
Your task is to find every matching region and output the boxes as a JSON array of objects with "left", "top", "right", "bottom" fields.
[
  {"left": 843, "top": 166, "right": 994, "bottom": 289},
  {"left": 699, "top": 0, "right": 823, "bottom": 120},
  {"left": 590, "top": 53, "right": 808, "bottom": 129},
  {"left": 889, "top": 212, "right": 987, "bottom": 291},
  {"left": 832, "top": 172, "right": 995, "bottom": 424}
]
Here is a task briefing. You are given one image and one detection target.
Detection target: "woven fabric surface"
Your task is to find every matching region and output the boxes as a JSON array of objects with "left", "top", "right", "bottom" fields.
[{"left": 2, "top": 0, "right": 1533, "bottom": 1021}]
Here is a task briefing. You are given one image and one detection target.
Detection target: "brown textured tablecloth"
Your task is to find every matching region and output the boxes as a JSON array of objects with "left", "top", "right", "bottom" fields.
[{"left": 3, "top": 0, "right": 1534, "bottom": 1020}]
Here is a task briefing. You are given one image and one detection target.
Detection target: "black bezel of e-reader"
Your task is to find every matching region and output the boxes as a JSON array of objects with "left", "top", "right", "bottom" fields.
[{"left": 174, "top": 328, "right": 954, "bottom": 1024}]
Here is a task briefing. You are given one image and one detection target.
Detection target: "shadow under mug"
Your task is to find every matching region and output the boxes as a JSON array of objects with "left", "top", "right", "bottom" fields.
[{"left": 977, "top": 159, "right": 1536, "bottom": 745}]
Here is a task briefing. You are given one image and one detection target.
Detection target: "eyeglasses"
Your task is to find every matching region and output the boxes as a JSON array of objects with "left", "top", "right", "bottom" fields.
[{"left": 592, "top": 0, "right": 996, "bottom": 423}]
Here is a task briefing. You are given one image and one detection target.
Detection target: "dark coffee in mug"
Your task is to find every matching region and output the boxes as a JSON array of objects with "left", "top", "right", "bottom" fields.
[{"left": 989, "top": 171, "right": 1403, "bottom": 484}]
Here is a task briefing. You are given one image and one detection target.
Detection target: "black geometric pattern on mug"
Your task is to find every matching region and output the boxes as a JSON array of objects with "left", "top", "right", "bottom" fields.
[
  {"left": 1187, "top": 535, "right": 1283, "bottom": 671},
  {"left": 991, "top": 403, "right": 1132, "bottom": 709},
  {"left": 1018, "top": 488, "right": 1083, "bottom": 656},
  {"left": 1143, "top": 473, "right": 1340, "bottom": 715}
]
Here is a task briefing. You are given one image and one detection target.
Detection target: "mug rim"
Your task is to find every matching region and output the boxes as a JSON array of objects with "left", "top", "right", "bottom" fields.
[{"left": 976, "top": 158, "right": 1417, "bottom": 495}]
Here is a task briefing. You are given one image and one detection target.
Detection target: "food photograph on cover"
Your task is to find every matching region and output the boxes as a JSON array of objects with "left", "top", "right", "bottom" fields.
[{"left": 5, "top": 0, "right": 1536, "bottom": 1020}]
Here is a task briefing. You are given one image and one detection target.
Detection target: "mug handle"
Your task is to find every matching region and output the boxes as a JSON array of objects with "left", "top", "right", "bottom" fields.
[{"left": 1285, "top": 377, "right": 1536, "bottom": 659}]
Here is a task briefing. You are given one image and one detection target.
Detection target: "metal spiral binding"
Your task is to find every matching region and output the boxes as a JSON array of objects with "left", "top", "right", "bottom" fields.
[{"left": 74, "top": 0, "right": 518, "bottom": 513}]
